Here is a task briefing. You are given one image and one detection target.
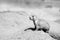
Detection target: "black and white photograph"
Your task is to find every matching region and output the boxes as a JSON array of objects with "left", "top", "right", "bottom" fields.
[{"left": 0, "top": 0, "right": 60, "bottom": 40}]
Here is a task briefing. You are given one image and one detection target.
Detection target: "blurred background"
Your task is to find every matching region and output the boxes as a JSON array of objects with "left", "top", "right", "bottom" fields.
[{"left": 0, "top": 0, "right": 60, "bottom": 8}]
